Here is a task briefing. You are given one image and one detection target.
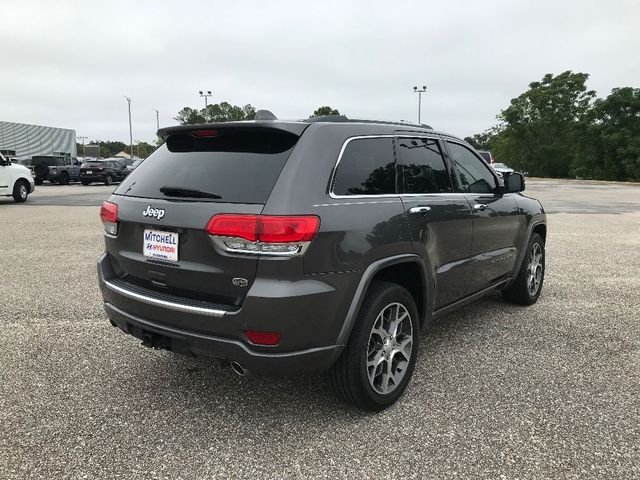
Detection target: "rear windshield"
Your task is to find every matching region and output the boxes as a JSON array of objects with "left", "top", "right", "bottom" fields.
[{"left": 114, "top": 128, "right": 299, "bottom": 204}]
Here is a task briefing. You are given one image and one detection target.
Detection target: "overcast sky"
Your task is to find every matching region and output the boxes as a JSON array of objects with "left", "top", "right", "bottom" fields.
[{"left": 1, "top": 0, "right": 638, "bottom": 143}]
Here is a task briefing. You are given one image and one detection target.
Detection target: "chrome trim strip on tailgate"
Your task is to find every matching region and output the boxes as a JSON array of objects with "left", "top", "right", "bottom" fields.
[{"left": 104, "top": 280, "right": 227, "bottom": 317}]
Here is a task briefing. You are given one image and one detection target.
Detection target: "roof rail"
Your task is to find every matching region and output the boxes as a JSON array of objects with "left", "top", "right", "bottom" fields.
[
  {"left": 306, "top": 115, "right": 349, "bottom": 123},
  {"left": 304, "top": 116, "right": 432, "bottom": 130}
]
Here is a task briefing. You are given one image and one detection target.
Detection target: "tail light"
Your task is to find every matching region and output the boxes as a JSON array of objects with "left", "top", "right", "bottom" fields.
[
  {"left": 100, "top": 201, "right": 118, "bottom": 235},
  {"left": 206, "top": 214, "right": 320, "bottom": 256}
]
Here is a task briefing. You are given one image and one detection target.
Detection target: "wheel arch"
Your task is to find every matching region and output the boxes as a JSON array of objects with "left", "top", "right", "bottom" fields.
[
  {"left": 335, "top": 254, "right": 433, "bottom": 346},
  {"left": 13, "top": 176, "right": 31, "bottom": 189},
  {"left": 508, "top": 216, "right": 547, "bottom": 287}
]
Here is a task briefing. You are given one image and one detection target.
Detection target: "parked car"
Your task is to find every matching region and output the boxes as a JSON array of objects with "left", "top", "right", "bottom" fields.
[
  {"left": 491, "top": 162, "right": 515, "bottom": 176},
  {"left": 30, "top": 155, "right": 81, "bottom": 185},
  {"left": 80, "top": 159, "right": 130, "bottom": 185},
  {"left": 130, "top": 158, "right": 144, "bottom": 170},
  {"left": 97, "top": 112, "right": 546, "bottom": 410},
  {"left": 0, "top": 152, "right": 35, "bottom": 202}
]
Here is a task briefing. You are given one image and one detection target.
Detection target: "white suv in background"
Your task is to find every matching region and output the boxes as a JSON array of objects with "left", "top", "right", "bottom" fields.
[{"left": 0, "top": 153, "right": 35, "bottom": 203}]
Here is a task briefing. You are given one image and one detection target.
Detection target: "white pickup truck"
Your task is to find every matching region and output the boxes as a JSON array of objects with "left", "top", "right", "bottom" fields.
[{"left": 0, "top": 153, "right": 35, "bottom": 202}]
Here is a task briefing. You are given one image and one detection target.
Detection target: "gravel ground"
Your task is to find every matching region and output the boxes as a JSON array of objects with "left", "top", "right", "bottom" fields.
[{"left": 0, "top": 196, "right": 639, "bottom": 478}]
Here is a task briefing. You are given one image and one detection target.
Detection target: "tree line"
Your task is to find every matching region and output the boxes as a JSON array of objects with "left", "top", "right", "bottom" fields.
[
  {"left": 465, "top": 71, "right": 640, "bottom": 181},
  {"left": 174, "top": 104, "right": 342, "bottom": 124}
]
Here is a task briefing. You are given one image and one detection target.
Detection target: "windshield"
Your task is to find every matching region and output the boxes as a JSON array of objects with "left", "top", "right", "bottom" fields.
[
  {"left": 493, "top": 163, "right": 507, "bottom": 168},
  {"left": 114, "top": 128, "right": 300, "bottom": 203}
]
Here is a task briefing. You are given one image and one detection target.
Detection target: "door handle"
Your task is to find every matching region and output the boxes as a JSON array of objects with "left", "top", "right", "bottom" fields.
[
  {"left": 473, "top": 203, "right": 487, "bottom": 211},
  {"left": 409, "top": 206, "right": 431, "bottom": 215}
]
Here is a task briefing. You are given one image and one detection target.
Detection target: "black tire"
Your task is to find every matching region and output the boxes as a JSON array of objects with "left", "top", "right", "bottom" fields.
[
  {"left": 327, "top": 281, "right": 420, "bottom": 411},
  {"left": 81, "top": 180, "right": 90, "bottom": 186},
  {"left": 34, "top": 177, "right": 43, "bottom": 185},
  {"left": 12, "top": 180, "right": 29, "bottom": 203},
  {"left": 104, "top": 174, "right": 113, "bottom": 186},
  {"left": 502, "top": 232, "right": 545, "bottom": 305},
  {"left": 58, "top": 172, "right": 69, "bottom": 185}
]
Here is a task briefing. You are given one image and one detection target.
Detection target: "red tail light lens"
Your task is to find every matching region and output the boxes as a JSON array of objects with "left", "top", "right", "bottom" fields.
[
  {"left": 258, "top": 216, "right": 320, "bottom": 243},
  {"left": 206, "top": 215, "right": 259, "bottom": 241},
  {"left": 100, "top": 201, "right": 118, "bottom": 235},
  {"left": 100, "top": 201, "right": 118, "bottom": 223},
  {"left": 245, "top": 330, "right": 280, "bottom": 346},
  {"left": 206, "top": 215, "right": 320, "bottom": 243}
]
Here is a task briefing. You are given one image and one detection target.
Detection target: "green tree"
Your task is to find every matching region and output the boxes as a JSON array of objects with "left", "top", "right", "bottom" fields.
[
  {"left": 174, "top": 107, "right": 206, "bottom": 125},
  {"left": 174, "top": 102, "right": 256, "bottom": 125},
  {"left": 492, "top": 71, "right": 596, "bottom": 177},
  {"left": 464, "top": 128, "right": 498, "bottom": 150},
  {"left": 571, "top": 87, "right": 640, "bottom": 180},
  {"left": 310, "top": 106, "right": 341, "bottom": 117}
]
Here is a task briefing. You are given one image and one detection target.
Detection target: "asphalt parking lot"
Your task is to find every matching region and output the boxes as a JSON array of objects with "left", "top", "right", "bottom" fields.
[{"left": 1, "top": 179, "right": 639, "bottom": 479}]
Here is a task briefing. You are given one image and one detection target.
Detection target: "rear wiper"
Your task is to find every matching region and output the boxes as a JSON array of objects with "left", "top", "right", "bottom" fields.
[{"left": 159, "top": 186, "right": 222, "bottom": 199}]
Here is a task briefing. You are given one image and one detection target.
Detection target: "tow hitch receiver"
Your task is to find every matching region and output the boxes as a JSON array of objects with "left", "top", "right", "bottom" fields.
[{"left": 129, "top": 325, "right": 171, "bottom": 350}]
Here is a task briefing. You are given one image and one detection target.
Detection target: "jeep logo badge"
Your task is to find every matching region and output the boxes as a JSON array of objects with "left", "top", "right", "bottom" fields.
[{"left": 142, "top": 206, "right": 165, "bottom": 220}]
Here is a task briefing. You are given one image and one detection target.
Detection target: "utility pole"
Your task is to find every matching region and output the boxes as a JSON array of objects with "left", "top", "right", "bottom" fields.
[
  {"left": 124, "top": 96, "right": 133, "bottom": 160},
  {"left": 413, "top": 85, "right": 427, "bottom": 124},
  {"left": 135, "top": 140, "right": 141, "bottom": 159},
  {"left": 153, "top": 108, "right": 159, "bottom": 131},
  {"left": 199, "top": 90, "right": 212, "bottom": 108},
  {"left": 78, "top": 136, "right": 87, "bottom": 157}
]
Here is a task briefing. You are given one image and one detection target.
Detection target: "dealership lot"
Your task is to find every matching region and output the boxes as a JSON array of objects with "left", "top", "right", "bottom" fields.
[{"left": 1, "top": 179, "right": 639, "bottom": 479}]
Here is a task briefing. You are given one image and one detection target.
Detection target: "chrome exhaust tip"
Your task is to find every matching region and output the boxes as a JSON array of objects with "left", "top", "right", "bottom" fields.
[{"left": 230, "top": 361, "right": 248, "bottom": 377}]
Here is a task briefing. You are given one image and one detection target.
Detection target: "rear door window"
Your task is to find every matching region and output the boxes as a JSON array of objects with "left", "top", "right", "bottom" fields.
[
  {"left": 396, "top": 137, "right": 451, "bottom": 194},
  {"left": 332, "top": 137, "right": 396, "bottom": 196},
  {"left": 114, "top": 128, "right": 300, "bottom": 204}
]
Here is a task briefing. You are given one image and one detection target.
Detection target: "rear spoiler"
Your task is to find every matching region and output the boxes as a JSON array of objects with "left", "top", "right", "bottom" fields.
[{"left": 158, "top": 121, "right": 309, "bottom": 140}]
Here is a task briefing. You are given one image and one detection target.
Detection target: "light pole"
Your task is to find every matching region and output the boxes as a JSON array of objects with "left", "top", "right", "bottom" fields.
[
  {"left": 199, "top": 90, "right": 212, "bottom": 108},
  {"left": 124, "top": 96, "right": 133, "bottom": 161},
  {"left": 153, "top": 108, "right": 159, "bottom": 131},
  {"left": 413, "top": 85, "right": 427, "bottom": 124},
  {"left": 135, "top": 140, "right": 141, "bottom": 159},
  {"left": 78, "top": 136, "right": 87, "bottom": 157}
]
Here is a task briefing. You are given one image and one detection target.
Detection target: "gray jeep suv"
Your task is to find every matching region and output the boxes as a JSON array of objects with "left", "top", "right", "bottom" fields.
[{"left": 97, "top": 113, "right": 546, "bottom": 410}]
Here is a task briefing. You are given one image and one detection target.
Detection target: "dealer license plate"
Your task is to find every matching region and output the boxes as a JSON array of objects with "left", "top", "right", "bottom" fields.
[{"left": 143, "top": 229, "right": 179, "bottom": 262}]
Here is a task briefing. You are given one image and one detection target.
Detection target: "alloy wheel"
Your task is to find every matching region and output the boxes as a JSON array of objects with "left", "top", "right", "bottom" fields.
[
  {"left": 527, "top": 243, "right": 543, "bottom": 296},
  {"left": 366, "top": 302, "right": 413, "bottom": 394}
]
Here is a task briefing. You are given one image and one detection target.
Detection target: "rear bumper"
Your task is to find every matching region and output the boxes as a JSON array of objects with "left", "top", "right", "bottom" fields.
[
  {"left": 104, "top": 301, "right": 341, "bottom": 375},
  {"left": 97, "top": 253, "right": 358, "bottom": 375},
  {"left": 80, "top": 174, "right": 106, "bottom": 181}
]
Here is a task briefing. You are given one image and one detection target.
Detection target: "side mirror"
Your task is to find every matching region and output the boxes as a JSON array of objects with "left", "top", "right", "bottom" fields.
[{"left": 503, "top": 172, "right": 525, "bottom": 193}]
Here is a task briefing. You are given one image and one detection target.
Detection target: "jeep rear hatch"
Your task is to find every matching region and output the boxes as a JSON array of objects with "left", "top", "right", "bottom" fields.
[{"left": 105, "top": 124, "right": 307, "bottom": 313}]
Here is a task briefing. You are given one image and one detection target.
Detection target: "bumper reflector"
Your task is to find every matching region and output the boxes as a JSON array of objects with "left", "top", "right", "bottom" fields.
[{"left": 245, "top": 330, "right": 280, "bottom": 346}]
